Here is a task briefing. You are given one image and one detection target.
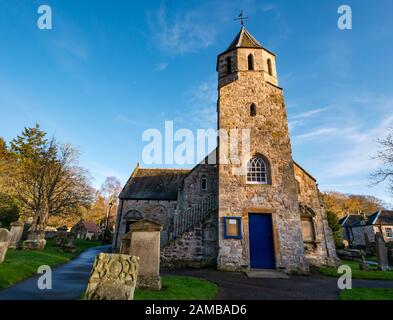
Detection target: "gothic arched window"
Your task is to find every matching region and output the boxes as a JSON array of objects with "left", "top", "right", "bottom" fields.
[
  {"left": 226, "top": 57, "right": 232, "bottom": 75},
  {"left": 248, "top": 54, "right": 254, "bottom": 70},
  {"left": 250, "top": 103, "right": 257, "bottom": 117},
  {"left": 201, "top": 176, "right": 207, "bottom": 191},
  {"left": 267, "top": 58, "right": 273, "bottom": 76},
  {"left": 247, "top": 156, "right": 269, "bottom": 184}
]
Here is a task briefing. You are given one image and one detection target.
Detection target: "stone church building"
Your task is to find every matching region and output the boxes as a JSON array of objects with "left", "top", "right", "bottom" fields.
[{"left": 113, "top": 27, "right": 338, "bottom": 273}]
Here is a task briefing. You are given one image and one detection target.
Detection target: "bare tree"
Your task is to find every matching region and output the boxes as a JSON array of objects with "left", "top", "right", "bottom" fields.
[{"left": 372, "top": 128, "right": 393, "bottom": 196}]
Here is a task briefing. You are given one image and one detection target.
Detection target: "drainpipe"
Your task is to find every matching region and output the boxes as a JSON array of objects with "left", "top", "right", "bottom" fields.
[
  {"left": 113, "top": 199, "right": 124, "bottom": 251},
  {"left": 317, "top": 185, "right": 330, "bottom": 258}
]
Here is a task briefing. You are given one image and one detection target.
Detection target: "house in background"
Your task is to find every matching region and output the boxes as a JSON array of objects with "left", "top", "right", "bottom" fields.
[
  {"left": 71, "top": 220, "right": 101, "bottom": 241},
  {"left": 340, "top": 210, "right": 393, "bottom": 247}
]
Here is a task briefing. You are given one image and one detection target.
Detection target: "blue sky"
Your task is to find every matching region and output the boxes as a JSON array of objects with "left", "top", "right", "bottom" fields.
[{"left": 0, "top": 0, "right": 392, "bottom": 205}]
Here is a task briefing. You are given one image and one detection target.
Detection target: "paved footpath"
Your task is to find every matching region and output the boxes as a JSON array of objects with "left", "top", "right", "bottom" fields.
[
  {"left": 1, "top": 248, "right": 393, "bottom": 300},
  {"left": 163, "top": 268, "right": 393, "bottom": 300},
  {"left": 0, "top": 245, "right": 110, "bottom": 300}
]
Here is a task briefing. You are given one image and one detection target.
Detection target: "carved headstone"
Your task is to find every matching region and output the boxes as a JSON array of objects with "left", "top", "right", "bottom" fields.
[
  {"left": 0, "top": 228, "right": 12, "bottom": 264},
  {"left": 120, "top": 231, "right": 132, "bottom": 254},
  {"left": 376, "top": 233, "right": 390, "bottom": 271},
  {"left": 23, "top": 231, "right": 46, "bottom": 250},
  {"left": 130, "top": 219, "right": 163, "bottom": 291},
  {"left": 85, "top": 253, "right": 139, "bottom": 300},
  {"left": 9, "top": 221, "right": 25, "bottom": 249}
]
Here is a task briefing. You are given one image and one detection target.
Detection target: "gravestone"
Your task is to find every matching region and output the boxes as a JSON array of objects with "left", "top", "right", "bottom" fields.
[
  {"left": 9, "top": 221, "right": 25, "bottom": 249},
  {"left": 23, "top": 231, "right": 46, "bottom": 250},
  {"left": 85, "top": 253, "right": 139, "bottom": 300},
  {"left": 130, "top": 219, "right": 163, "bottom": 290},
  {"left": 359, "top": 250, "right": 369, "bottom": 271},
  {"left": 120, "top": 231, "right": 132, "bottom": 254},
  {"left": 54, "top": 226, "right": 68, "bottom": 246},
  {"left": 60, "top": 231, "right": 76, "bottom": 253},
  {"left": 0, "top": 228, "right": 12, "bottom": 264},
  {"left": 376, "top": 233, "right": 390, "bottom": 271}
]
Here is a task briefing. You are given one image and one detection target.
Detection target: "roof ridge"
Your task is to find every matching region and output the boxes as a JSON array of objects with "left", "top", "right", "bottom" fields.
[{"left": 138, "top": 167, "right": 191, "bottom": 171}]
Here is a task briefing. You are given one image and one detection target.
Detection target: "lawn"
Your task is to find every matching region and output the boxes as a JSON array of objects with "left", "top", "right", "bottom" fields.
[
  {"left": 134, "top": 276, "right": 218, "bottom": 300},
  {"left": 340, "top": 288, "right": 393, "bottom": 300},
  {"left": 318, "top": 259, "right": 393, "bottom": 280},
  {"left": 0, "top": 239, "right": 100, "bottom": 290}
]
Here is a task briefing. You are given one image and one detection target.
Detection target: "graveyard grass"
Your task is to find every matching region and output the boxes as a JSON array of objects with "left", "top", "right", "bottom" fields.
[
  {"left": 0, "top": 239, "right": 100, "bottom": 290},
  {"left": 134, "top": 276, "right": 218, "bottom": 300},
  {"left": 318, "top": 260, "right": 393, "bottom": 280},
  {"left": 340, "top": 288, "right": 393, "bottom": 300}
]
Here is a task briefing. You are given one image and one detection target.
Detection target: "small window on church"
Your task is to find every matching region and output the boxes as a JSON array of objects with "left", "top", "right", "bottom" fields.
[
  {"left": 248, "top": 54, "right": 254, "bottom": 70},
  {"left": 247, "top": 156, "right": 269, "bottom": 184},
  {"left": 201, "top": 176, "right": 207, "bottom": 191},
  {"left": 226, "top": 57, "right": 232, "bottom": 75},
  {"left": 267, "top": 58, "right": 273, "bottom": 76},
  {"left": 250, "top": 103, "right": 257, "bottom": 117}
]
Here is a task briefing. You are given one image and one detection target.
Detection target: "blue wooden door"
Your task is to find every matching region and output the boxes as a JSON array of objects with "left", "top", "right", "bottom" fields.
[{"left": 249, "top": 214, "right": 275, "bottom": 269}]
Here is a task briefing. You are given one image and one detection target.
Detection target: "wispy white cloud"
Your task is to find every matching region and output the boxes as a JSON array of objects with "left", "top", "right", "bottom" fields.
[
  {"left": 146, "top": 4, "right": 218, "bottom": 54},
  {"left": 293, "top": 127, "right": 341, "bottom": 141},
  {"left": 153, "top": 62, "right": 169, "bottom": 72},
  {"left": 174, "top": 77, "right": 217, "bottom": 129},
  {"left": 53, "top": 39, "right": 88, "bottom": 61},
  {"left": 290, "top": 106, "right": 333, "bottom": 120}
]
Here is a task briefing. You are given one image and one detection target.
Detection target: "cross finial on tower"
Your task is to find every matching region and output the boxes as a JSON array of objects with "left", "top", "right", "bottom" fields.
[{"left": 234, "top": 10, "right": 249, "bottom": 26}]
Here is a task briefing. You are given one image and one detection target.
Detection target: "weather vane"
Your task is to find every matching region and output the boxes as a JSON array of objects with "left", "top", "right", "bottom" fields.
[{"left": 234, "top": 10, "right": 249, "bottom": 26}]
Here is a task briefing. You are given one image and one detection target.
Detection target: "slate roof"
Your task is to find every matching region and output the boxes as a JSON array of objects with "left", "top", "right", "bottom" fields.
[
  {"left": 80, "top": 221, "right": 101, "bottom": 233},
  {"left": 119, "top": 167, "right": 190, "bottom": 201},
  {"left": 218, "top": 26, "right": 275, "bottom": 57},
  {"left": 340, "top": 211, "right": 393, "bottom": 227},
  {"left": 226, "top": 26, "right": 264, "bottom": 51},
  {"left": 340, "top": 214, "right": 366, "bottom": 227},
  {"left": 370, "top": 210, "right": 393, "bottom": 225}
]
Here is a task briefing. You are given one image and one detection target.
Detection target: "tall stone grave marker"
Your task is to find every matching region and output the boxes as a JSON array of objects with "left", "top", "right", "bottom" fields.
[
  {"left": 0, "top": 228, "right": 12, "bottom": 264},
  {"left": 85, "top": 253, "right": 139, "bottom": 300},
  {"left": 9, "top": 221, "right": 25, "bottom": 249},
  {"left": 120, "top": 230, "right": 132, "bottom": 254},
  {"left": 376, "top": 232, "right": 390, "bottom": 271},
  {"left": 130, "top": 219, "right": 163, "bottom": 290}
]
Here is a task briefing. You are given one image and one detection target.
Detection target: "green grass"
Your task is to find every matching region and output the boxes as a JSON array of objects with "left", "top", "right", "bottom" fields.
[
  {"left": 134, "top": 276, "right": 218, "bottom": 300},
  {"left": 318, "top": 260, "right": 393, "bottom": 280},
  {"left": 340, "top": 288, "right": 393, "bottom": 300},
  {"left": 0, "top": 239, "right": 100, "bottom": 290}
]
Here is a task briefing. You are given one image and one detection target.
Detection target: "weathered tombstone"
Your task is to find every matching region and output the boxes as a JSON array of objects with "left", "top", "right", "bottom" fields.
[
  {"left": 359, "top": 250, "right": 369, "bottom": 271},
  {"left": 9, "top": 221, "right": 25, "bottom": 249},
  {"left": 60, "top": 231, "right": 77, "bottom": 253},
  {"left": 54, "top": 226, "right": 68, "bottom": 247},
  {"left": 376, "top": 233, "right": 390, "bottom": 271},
  {"left": 0, "top": 228, "right": 12, "bottom": 264},
  {"left": 23, "top": 231, "right": 46, "bottom": 250},
  {"left": 130, "top": 219, "right": 163, "bottom": 290},
  {"left": 85, "top": 253, "right": 139, "bottom": 300},
  {"left": 388, "top": 246, "right": 393, "bottom": 267},
  {"left": 120, "top": 231, "right": 132, "bottom": 254},
  {"left": 364, "top": 233, "right": 376, "bottom": 256}
]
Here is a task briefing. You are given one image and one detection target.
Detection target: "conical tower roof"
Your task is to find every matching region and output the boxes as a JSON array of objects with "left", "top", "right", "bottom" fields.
[{"left": 226, "top": 26, "right": 263, "bottom": 50}]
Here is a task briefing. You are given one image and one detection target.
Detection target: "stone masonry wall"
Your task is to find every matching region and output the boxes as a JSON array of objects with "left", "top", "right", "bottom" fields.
[
  {"left": 113, "top": 199, "right": 177, "bottom": 251},
  {"left": 179, "top": 162, "right": 218, "bottom": 211},
  {"left": 161, "top": 215, "right": 218, "bottom": 268},
  {"left": 217, "top": 49, "right": 309, "bottom": 273},
  {"left": 294, "top": 163, "right": 338, "bottom": 267}
]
